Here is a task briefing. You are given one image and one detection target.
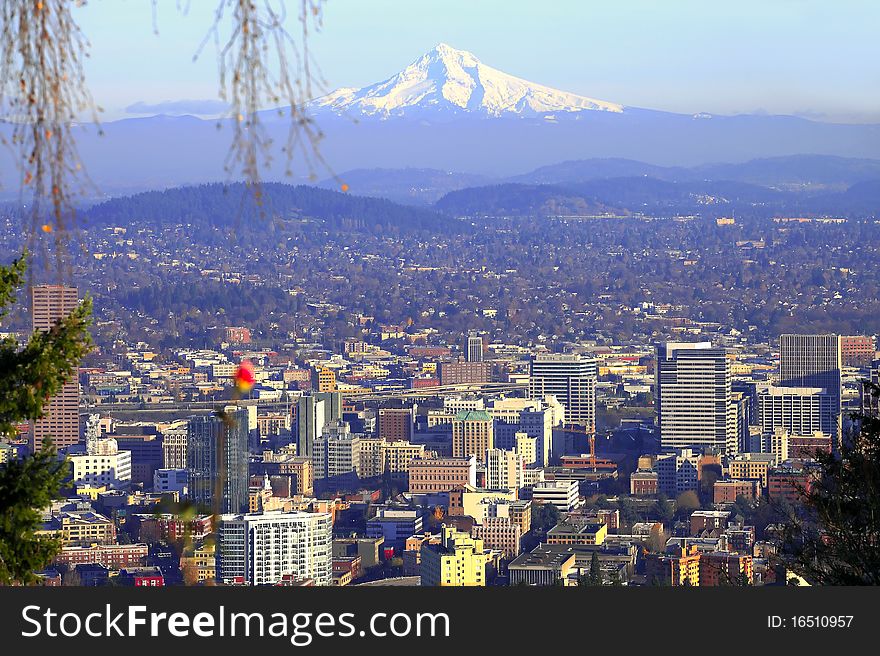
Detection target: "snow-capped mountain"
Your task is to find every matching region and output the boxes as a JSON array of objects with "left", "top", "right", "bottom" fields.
[{"left": 310, "top": 43, "right": 624, "bottom": 119}]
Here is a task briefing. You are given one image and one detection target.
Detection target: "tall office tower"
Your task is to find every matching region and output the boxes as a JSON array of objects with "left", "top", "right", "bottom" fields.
[
  {"left": 528, "top": 353, "right": 597, "bottom": 431},
  {"left": 466, "top": 332, "right": 484, "bottom": 362},
  {"left": 187, "top": 407, "right": 249, "bottom": 514},
  {"left": 217, "top": 511, "right": 332, "bottom": 586},
  {"left": 656, "top": 342, "right": 738, "bottom": 455},
  {"left": 778, "top": 334, "right": 842, "bottom": 440},
  {"left": 30, "top": 285, "right": 81, "bottom": 452},
  {"left": 296, "top": 395, "right": 325, "bottom": 459},
  {"left": 452, "top": 410, "right": 494, "bottom": 461},
  {"left": 757, "top": 386, "right": 837, "bottom": 438}
]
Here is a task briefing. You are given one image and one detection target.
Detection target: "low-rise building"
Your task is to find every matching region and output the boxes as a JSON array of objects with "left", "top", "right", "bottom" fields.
[
  {"left": 408, "top": 456, "right": 476, "bottom": 494},
  {"left": 532, "top": 479, "right": 579, "bottom": 512},
  {"left": 546, "top": 520, "right": 607, "bottom": 546},
  {"left": 713, "top": 479, "right": 760, "bottom": 504},
  {"left": 421, "top": 526, "right": 490, "bottom": 587},
  {"left": 690, "top": 510, "right": 731, "bottom": 536},
  {"left": 366, "top": 508, "right": 423, "bottom": 553},
  {"left": 508, "top": 549, "right": 576, "bottom": 586}
]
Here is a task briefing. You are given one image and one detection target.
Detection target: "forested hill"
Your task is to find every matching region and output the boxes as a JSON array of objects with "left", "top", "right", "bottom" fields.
[{"left": 81, "top": 182, "right": 457, "bottom": 232}]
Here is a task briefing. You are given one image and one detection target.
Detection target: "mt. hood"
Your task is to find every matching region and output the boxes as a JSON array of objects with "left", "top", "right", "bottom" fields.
[{"left": 310, "top": 43, "right": 623, "bottom": 119}]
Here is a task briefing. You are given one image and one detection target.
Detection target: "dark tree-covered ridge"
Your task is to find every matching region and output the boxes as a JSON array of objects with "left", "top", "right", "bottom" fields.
[{"left": 82, "top": 183, "right": 458, "bottom": 233}]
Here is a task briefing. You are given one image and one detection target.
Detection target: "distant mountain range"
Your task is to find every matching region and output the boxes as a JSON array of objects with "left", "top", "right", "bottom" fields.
[
  {"left": 2, "top": 44, "right": 879, "bottom": 197},
  {"left": 321, "top": 154, "right": 880, "bottom": 212}
]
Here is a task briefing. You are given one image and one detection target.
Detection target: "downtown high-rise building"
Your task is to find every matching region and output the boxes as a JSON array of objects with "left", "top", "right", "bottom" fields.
[
  {"left": 187, "top": 407, "right": 249, "bottom": 514},
  {"left": 528, "top": 353, "right": 597, "bottom": 431},
  {"left": 778, "top": 334, "right": 842, "bottom": 440},
  {"left": 757, "top": 386, "right": 837, "bottom": 439},
  {"left": 31, "top": 285, "right": 81, "bottom": 452},
  {"left": 466, "top": 332, "right": 484, "bottom": 362},
  {"left": 312, "top": 419, "right": 362, "bottom": 483},
  {"left": 656, "top": 342, "right": 738, "bottom": 455},
  {"left": 296, "top": 391, "right": 342, "bottom": 458},
  {"left": 217, "top": 511, "right": 333, "bottom": 585},
  {"left": 452, "top": 410, "right": 495, "bottom": 462}
]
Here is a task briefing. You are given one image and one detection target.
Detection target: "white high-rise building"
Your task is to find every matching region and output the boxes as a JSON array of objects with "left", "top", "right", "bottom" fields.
[
  {"left": 312, "top": 420, "right": 361, "bottom": 482},
  {"left": 217, "top": 511, "right": 333, "bottom": 586},
  {"left": 656, "top": 342, "right": 738, "bottom": 455},
  {"left": 757, "top": 386, "right": 837, "bottom": 439},
  {"left": 486, "top": 448, "right": 522, "bottom": 492},
  {"left": 528, "top": 354, "right": 597, "bottom": 431}
]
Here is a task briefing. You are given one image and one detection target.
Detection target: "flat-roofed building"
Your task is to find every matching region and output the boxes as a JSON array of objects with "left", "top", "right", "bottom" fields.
[
  {"left": 39, "top": 511, "right": 116, "bottom": 548},
  {"left": 421, "top": 526, "right": 490, "bottom": 587},
  {"left": 381, "top": 441, "right": 426, "bottom": 482},
  {"left": 471, "top": 517, "right": 522, "bottom": 560},
  {"left": 367, "top": 508, "right": 423, "bottom": 553},
  {"left": 630, "top": 470, "right": 659, "bottom": 496},
  {"left": 729, "top": 453, "right": 776, "bottom": 489},
  {"left": 408, "top": 456, "right": 476, "bottom": 494},
  {"left": 644, "top": 544, "right": 701, "bottom": 586},
  {"left": 546, "top": 520, "right": 607, "bottom": 546},
  {"left": 438, "top": 360, "right": 491, "bottom": 386},
  {"left": 448, "top": 486, "right": 518, "bottom": 524},
  {"left": 700, "top": 551, "right": 754, "bottom": 586},
  {"left": 30, "top": 285, "right": 81, "bottom": 452},
  {"left": 840, "top": 335, "right": 875, "bottom": 367},
  {"left": 758, "top": 386, "right": 837, "bottom": 439},
  {"left": 486, "top": 448, "right": 521, "bottom": 492},
  {"left": 528, "top": 353, "right": 597, "bottom": 431},
  {"left": 713, "top": 479, "right": 759, "bottom": 504},
  {"left": 217, "top": 511, "right": 332, "bottom": 586},
  {"left": 52, "top": 543, "right": 148, "bottom": 570},
  {"left": 508, "top": 548, "right": 576, "bottom": 586},
  {"left": 378, "top": 407, "right": 415, "bottom": 442},
  {"left": 656, "top": 342, "right": 737, "bottom": 455},
  {"left": 532, "top": 479, "right": 579, "bottom": 513},
  {"left": 690, "top": 510, "right": 731, "bottom": 535},
  {"left": 778, "top": 333, "right": 842, "bottom": 442}
]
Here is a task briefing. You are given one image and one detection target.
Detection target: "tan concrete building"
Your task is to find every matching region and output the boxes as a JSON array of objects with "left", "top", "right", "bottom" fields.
[
  {"left": 728, "top": 453, "right": 775, "bottom": 489},
  {"left": 452, "top": 410, "right": 494, "bottom": 461},
  {"left": 472, "top": 517, "right": 522, "bottom": 560}
]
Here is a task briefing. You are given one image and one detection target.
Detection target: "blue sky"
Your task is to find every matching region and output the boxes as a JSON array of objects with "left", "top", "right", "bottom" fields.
[{"left": 77, "top": 0, "right": 880, "bottom": 122}]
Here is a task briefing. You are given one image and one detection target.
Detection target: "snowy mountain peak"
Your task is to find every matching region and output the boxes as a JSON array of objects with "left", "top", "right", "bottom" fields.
[{"left": 311, "top": 44, "right": 624, "bottom": 119}]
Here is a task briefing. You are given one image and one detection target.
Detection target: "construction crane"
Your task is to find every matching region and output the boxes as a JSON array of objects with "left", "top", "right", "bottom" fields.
[{"left": 557, "top": 423, "right": 597, "bottom": 468}]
